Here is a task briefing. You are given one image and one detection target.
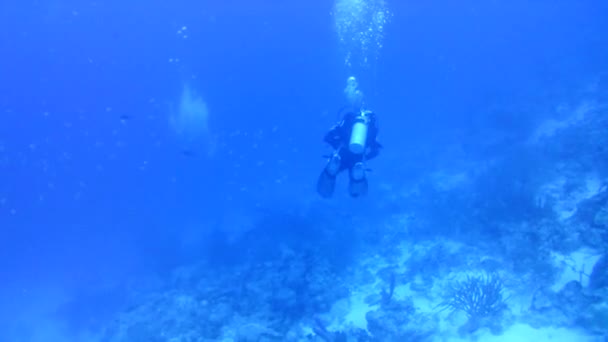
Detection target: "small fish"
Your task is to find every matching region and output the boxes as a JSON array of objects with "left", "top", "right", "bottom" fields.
[
  {"left": 181, "top": 149, "right": 197, "bottom": 157},
  {"left": 119, "top": 114, "right": 132, "bottom": 121}
]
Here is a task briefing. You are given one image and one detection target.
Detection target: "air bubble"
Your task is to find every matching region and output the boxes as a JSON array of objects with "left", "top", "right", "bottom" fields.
[{"left": 334, "top": 0, "right": 391, "bottom": 68}]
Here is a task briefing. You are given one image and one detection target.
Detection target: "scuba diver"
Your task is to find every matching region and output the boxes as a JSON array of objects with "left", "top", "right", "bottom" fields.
[{"left": 317, "top": 108, "right": 382, "bottom": 198}]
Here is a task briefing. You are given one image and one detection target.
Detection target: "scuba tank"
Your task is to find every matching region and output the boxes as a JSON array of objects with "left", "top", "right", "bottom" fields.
[{"left": 349, "top": 110, "right": 371, "bottom": 154}]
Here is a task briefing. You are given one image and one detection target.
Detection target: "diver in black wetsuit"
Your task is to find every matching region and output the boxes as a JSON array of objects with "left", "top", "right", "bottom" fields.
[{"left": 317, "top": 109, "right": 382, "bottom": 198}]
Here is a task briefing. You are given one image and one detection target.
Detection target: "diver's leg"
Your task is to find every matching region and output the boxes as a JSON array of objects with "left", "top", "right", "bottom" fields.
[
  {"left": 317, "top": 152, "right": 341, "bottom": 198},
  {"left": 348, "top": 162, "right": 368, "bottom": 197}
]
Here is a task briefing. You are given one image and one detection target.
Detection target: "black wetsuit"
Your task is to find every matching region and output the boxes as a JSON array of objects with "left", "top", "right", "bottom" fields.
[
  {"left": 324, "top": 111, "right": 382, "bottom": 167},
  {"left": 317, "top": 111, "right": 382, "bottom": 198}
]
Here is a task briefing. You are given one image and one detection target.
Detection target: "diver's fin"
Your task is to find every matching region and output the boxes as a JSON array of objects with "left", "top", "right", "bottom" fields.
[
  {"left": 317, "top": 170, "right": 336, "bottom": 198},
  {"left": 349, "top": 177, "right": 368, "bottom": 198}
]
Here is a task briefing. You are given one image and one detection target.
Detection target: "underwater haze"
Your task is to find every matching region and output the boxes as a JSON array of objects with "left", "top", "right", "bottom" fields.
[{"left": 1, "top": 0, "right": 608, "bottom": 341}]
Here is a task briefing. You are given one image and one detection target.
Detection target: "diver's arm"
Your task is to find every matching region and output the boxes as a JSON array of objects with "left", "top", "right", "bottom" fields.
[
  {"left": 324, "top": 125, "right": 344, "bottom": 149},
  {"left": 324, "top": 112, "right": 354, "bottom": 149}
]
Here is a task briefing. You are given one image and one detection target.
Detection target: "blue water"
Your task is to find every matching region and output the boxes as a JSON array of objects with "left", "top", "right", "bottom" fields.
[{"left": 1, "top": 1, "right": 607, "bottom": 341}]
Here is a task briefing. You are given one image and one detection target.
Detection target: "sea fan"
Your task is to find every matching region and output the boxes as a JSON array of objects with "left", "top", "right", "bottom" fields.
[{"left": 440, "top": 273, "right": 506, "bottom": 319}]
